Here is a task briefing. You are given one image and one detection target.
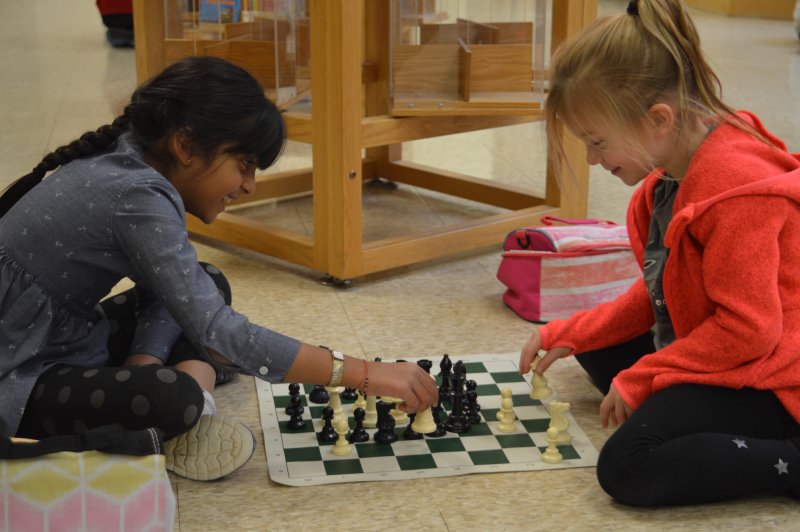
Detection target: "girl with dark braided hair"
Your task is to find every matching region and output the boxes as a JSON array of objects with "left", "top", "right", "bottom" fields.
[
  {"left": 0, "top": 56, "right": 438, "bottom": 480},
  {"left": 518, "top": 0, "right": 800, "bottom": 507}
]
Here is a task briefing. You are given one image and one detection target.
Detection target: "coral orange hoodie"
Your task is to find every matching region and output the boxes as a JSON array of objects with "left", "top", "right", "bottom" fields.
[{"left": 539, "top": 111, "right": 800, "bottom": 421}]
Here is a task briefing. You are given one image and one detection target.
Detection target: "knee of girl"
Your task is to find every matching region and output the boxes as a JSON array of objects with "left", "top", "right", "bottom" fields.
[
  {"left": 146, "top": 369, "right": 205, "bottom": 439},
  {"left": 596, "top": 438, "right": 656, "bottom": 507}
]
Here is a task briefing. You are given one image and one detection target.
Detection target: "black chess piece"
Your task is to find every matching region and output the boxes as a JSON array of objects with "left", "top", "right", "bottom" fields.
[
  {"left": 445, "top": 363, "right": 470, "bottom": 434},
  {"left": 287, "top": 395, "right": 307, "bottom": 430},
  {"left": 403, "top": 412, "right": 423, "bottom": 440},
  {"left": 348, "top": 407, "right": 370, "bottom": 443},
  {"left": 438, "top": 354, "right": 453, "bottom": 402},
  {"left": 417, "top": 359, "right": 433, "bottom": 374},
  {"left": 309, "top": 384, "right": 330, "bottom": 404},
  {"left": 465, "top": 379, "right": 482, "bottom": 424},
  {"left": 316, "top": 406, "right": 338, "bottom": 443},
  {"left": 340, "top": 386, "right": 358, "bottom": 401},
  {"left": 285, "top": 383, "right": 301, "bottom": 415},
  {"left": 373, "top": 400, "right": 398, "bottom": 444}
]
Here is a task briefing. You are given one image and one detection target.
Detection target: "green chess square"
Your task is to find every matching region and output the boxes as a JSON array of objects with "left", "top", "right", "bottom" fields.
[
  {"left": 459, "top": 423, "right": 493, "bottom": 437},
  {"left": 426, "top": 438, "right": 466, "bottom": 453},
  {"left": 476, "top": 383, "right": 501, "bottom": 396},
  {"left": 496, "top": 434, "right": 536, "bottom": 448},
  {"left": 491, "top": 371, "right": 526, "bottom": 383},
  {"left": 285, "top": 447, "right": 322, "bottom": 462},
  {"left": 513, "top": 394, "right": 542, "bottom": 407},
  {"left": 324, "top": 459, "right": 363, "bottom": 475},
  {"left": 468, "top": 449, "right": 510, "bottom": 465},
  {"left": 356, "top": 443, "right": 396, "bottom": 458},
  {"left": 462, "top": 361, "right": 487, "bottom": 374},
  {"left": 521, "top": 418, "right": 550, "bottom": 433},
  {"left": 397, "top": 454, "right": 437, "bottom": 470}
]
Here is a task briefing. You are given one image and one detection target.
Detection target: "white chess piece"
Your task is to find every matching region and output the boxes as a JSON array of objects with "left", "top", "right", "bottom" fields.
[
  {"left": 382, "top": 396, "right": 409, "bottom": 425},
  {"left": 496, "top": 388, "right": 513, "bottom": 421},
  {"left": 363, "top": 394, "right": 378, "bottom": 428},
  {"left": 549, "top": 401, "right": 572, "bottom": 444},
  {"left": 529, "top": 358, "right": 552, "bottom": 400},
  {"left": 331, "top": 418, "right": 353, "bottom": 456},
  {"left": 541, "top": 426, "right": 563, "bottom": 464},
  {"left": 352, "top": 389, "right": 367, "bottom": 413},
  {"left": 326, "top": 386, "right": 344, "bottom": 424},
  {"left": 496, "top": 389, "right": 517, "bottom": 433},
  {"left": 411, "top": 406, "right": 436, "bottom": 434}
]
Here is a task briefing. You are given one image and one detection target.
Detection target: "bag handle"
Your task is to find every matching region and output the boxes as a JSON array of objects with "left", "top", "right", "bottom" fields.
[{"left": 540, "top": 215, "right": 617, "bottom": 226}]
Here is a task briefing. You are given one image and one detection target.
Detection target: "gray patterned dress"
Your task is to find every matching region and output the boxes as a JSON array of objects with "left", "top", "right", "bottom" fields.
[{"left": 0, "top": 133, "right": 300, "bottom": 436}]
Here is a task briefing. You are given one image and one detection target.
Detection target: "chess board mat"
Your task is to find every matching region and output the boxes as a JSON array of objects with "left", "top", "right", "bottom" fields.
[{"left": 256, "top": 353, "right": 599, "bottom": 486}]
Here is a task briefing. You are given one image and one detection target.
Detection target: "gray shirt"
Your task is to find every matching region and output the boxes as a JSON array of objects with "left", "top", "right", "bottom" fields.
[
  {"left": 0, "top": 133, "right": 300, "bottom": 436},
  {"left": 643, "top": 178, "right": 678, "bottom": 349}
]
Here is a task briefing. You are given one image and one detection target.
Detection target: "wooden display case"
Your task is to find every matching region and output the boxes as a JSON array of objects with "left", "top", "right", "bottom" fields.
[{"left": 133, "top": 0, "right": 597, "bottom": 281}]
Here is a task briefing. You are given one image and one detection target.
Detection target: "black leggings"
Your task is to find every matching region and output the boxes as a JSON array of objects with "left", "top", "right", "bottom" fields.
[
  {"left": 16, "top": 263, "right": 231, "bottom": 441},
  {"left": 576, "top": 334, "right": 800, "bottom": 506}
]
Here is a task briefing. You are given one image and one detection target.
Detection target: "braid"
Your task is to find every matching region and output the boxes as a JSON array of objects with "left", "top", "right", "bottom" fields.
[{"left": 0, "top": 116, "right": 128, "bottom": 218}]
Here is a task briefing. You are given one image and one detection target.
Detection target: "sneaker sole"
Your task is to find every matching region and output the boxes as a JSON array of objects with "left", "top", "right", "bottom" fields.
[{"left": 164, "top": 415, "right": 255, "bottom": 481}]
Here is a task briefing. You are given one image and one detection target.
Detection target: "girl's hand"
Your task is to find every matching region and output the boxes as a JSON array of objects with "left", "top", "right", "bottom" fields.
[
  {"left": 368, "top": 361, "right": 439, "bottom": 413},
  {"left": 519, "top": 328, "right": 571, "bottom": 375},
  {"left": 600, "top": 384, "right": 632, "bottom": 428}
]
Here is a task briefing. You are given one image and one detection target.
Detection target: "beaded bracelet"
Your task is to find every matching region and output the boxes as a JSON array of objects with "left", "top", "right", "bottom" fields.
[{"left": 357, "top": 359, "right": 369, "bottom": 396}]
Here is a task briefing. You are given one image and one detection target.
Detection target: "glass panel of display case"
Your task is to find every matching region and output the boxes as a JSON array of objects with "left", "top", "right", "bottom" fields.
[
  {"left": 162, "top": 0, "right": 309, "bottom": 107},
  {"left": 390, "top": 0, "right": 547, "bottom": 116}
]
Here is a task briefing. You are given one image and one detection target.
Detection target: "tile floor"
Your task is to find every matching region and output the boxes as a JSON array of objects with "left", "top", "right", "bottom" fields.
[{"left": 1, "top": 0, "right": 800, "bottom": 530}]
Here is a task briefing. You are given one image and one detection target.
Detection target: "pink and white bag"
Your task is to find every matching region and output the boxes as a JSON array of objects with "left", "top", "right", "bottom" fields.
[{"left": 496, "top": 216, "right": 640, "bottom": 322}]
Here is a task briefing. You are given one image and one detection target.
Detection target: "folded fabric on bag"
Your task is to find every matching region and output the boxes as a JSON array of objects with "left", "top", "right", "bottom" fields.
[
  {"left": 1, "top": 425, "right": 175, "bottom": 531},
  {"left": 497, "top": 217, "right": 640, "bottom": 322}
]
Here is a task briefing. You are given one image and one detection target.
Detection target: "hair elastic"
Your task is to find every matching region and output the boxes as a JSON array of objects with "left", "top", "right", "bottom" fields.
[{"left": 627, "top": 1, "right": 639, "bottom": 16}]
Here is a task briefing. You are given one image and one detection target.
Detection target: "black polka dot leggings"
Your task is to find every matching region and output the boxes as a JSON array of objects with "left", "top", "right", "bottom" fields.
[{"left": 16, "top": 263, "right": 232, "bottom": 441}]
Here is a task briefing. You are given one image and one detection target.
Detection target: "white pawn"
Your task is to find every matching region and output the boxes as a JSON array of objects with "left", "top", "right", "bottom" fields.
[
  {"left": 496, "top": 388, "right": 513, "bottom": 421},
  {"left": 549, "top": 401, "right": 572, "bottom": 444},
  {"left": 326, "top": 386, "right": 344, "bottom": 424},
  {"left": 331, "top": 418, "right": 353, "bottom": 456},
  {"left": 411, "top": 406, "right": 436, "bottom": 434},
  {"left": 363, "top": 394, "right": 378, "bottom": 428},
  {"left": 352, "top": 389, "right": 367, "bottom": 413},
  {"left": 529, "top": 358, "right": 552, "bottom": 400},
  {"left": 541, "top": 427, "right": 563, "bottom": 464},
  {"left": 496, "top": 389, "right": 517, "bottom": 433}
]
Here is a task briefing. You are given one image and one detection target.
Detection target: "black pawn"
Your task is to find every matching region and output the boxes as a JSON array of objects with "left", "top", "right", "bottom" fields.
[
  {"left": 465, "top": 379, "right": 482, "bottom": 424},
  {"left": 316, "top": 406, "right": 338, "bottom": 443},
  {"left": 373, "top": 400, "right": 398, "bottom": 444},
  {"left": 286, "top": 395, "right": 307, "bottom": 430},
  {"left": 348, "top": 407, "right": 370, "bottom": 443},
  {"left": 403, "top": 412, "right": 423, "bottom": 440},
  {"left": 285, "top": 383, "right": 301, "bottom": 415},
  {"left": 309, "top": 385, "right": 330, "bottom": 404},
  {"left": 341, "top": 387, "right": 358, "bottom": 401}
]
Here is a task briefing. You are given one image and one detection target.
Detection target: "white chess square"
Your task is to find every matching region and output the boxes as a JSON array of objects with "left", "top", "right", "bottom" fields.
[
  {"left": 502, "top": 446, "right": 540, "bottom": 463},
  {"left": 432, "top": 451, "right": 473, "bottom": 468},
  {"left": 359, "top": 456, "right": 402, "bottom": 474},
  {"left": 391, "top": 438, "right": 434, "bottom": 456},
  {"left": 460, "top": 435, "right": 502, "bottom": 452},
  {"left": 287, "top": 460, "right": 326, "bottom": 478}
]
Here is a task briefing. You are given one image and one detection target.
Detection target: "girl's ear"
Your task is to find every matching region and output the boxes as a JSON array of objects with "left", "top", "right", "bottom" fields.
[
  {"left": 167, "top": 128, "right": 195, "bottom": 167},
  {"left": 647, "top": 103, "right": 675, "bottom": 138}
]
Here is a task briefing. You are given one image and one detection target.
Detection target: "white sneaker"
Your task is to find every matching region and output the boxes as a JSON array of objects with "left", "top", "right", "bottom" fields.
[{"left": 164, "top": 415, "right": 255, "bottom": 481}]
